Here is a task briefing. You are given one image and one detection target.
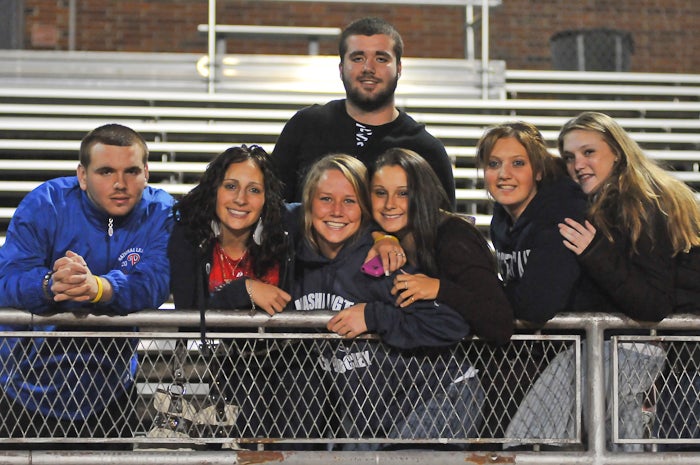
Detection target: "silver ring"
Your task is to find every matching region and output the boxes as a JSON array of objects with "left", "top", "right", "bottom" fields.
[{"left": 396, "top": 253, "right": 405, "bottom": 257}]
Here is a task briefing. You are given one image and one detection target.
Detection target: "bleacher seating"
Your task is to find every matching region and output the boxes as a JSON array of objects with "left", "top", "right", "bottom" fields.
[
  {"left": 1, "top": 50, "right": 699, "bottom": 246},
  {"left": 505, "top": 69, "right": 700, "bottom": 101}
]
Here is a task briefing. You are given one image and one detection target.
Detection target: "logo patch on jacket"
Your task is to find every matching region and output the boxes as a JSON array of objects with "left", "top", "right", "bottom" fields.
[
  {"left": 319, "top": 350, "right": 372, "bottom": 373},
  {"left": 496, "top": 249, "right": 530, "bottom": 284},
  {"left": 118, "top": 247, "right": 144, "bottom": 274}
]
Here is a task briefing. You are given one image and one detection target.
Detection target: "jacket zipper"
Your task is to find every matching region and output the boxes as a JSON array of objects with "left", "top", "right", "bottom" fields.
[{"left": 106, "top": 217, "right": 114, "bottom": 273}]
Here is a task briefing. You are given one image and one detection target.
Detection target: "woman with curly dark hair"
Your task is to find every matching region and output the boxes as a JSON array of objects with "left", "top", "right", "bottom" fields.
[{"left": 168, "top": 144, "right": 293, "bottom": 314}]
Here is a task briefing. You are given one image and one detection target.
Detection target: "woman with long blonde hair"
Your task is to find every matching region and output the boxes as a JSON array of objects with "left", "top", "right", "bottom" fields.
[{"left": 558, "top": 111, "right": 700, "bottom": 318}]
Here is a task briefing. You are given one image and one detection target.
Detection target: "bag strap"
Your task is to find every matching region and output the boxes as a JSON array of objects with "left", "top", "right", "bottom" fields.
[
  {"left": 196, "top": 249, "right": 230, "bottom": 433},
  {"left": 197, "top": 251, "right": 213, "bottom": 358}
]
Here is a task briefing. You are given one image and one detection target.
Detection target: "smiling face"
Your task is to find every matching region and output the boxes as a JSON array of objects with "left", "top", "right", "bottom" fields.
[
  {"left": 484, "top": 137, "right": 540, "bottom": 221},
  {"left": 77, "top": 142, "right": 149, "bottom": 217},
  {"left": 561, "top": 129, "right": 617, "bottom": 195},
  {"left": 215, "top": 159, "right": 265, "bottom": 242},
  {"left": 340, "top": 34, "right": 400, "bottom": 113},
  {"left": 311, "top": 169, "right": 363, "bottom": 259},
  {"left": 371, "top": 164, "right": 409, "bottom": 234}
]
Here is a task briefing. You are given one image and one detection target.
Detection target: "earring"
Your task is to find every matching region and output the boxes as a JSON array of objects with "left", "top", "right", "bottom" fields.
[
  {"left": 253, "top": 218, "right": 263, "bottom": 245},
  {"left": 210, "top": 219, "right": 221, "bottom": 237}
]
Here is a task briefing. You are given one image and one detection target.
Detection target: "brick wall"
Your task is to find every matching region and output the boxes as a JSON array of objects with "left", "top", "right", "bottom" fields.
[{"left": 22, "top": 0, "right": 700, "bottom": 73}]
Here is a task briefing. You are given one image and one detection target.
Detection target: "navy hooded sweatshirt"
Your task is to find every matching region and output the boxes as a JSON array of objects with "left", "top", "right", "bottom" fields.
[
  {"left": 291, "top": 226, "right": 477, "bottom": 441},
  {"left": 490, "top": 176, "right": 610, "bottom": 322}
]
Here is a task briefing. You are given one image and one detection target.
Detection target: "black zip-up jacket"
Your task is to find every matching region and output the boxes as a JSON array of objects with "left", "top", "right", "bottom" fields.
[{"left": 434, "top": 215, "right": 514, "bottom": 345}]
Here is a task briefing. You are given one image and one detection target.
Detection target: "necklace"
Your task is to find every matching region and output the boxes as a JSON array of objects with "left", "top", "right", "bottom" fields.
[{"left": 216, "top": 242, "right": 248, "bottom": 284}]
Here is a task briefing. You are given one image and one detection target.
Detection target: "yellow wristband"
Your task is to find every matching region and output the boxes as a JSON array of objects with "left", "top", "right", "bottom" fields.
[
  {"left": 91, "top": 276, "right": 104, "bottom": 304},
  {"left": 374, "top": 234, "right": 399, "bottom": 244}
]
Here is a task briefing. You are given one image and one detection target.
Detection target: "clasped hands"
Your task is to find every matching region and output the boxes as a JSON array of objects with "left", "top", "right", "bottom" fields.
[{"left": 50, "top": 250, "right": 100, "bottom": 302}]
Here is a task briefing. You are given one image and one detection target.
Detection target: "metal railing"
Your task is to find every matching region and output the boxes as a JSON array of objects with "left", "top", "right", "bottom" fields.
[
  {"left": 0, "top": 310, "right": 699, "bottom": 464},
  {"left": 201, "top": 0, "right": 502, "bottom": 95}
]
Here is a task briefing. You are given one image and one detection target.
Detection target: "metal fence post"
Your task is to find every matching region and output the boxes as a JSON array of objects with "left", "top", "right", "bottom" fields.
[{"left": 586, "top": 317, "right": 608, "bottom": 464}]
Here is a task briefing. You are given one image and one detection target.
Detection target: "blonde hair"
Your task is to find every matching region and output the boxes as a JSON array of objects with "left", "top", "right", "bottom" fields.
[
  {"left": 558, "top": 111, "right": 700, "bottom": 255},
  {"left": 300, "top": 154, "right": 371, "bottom": 253}
]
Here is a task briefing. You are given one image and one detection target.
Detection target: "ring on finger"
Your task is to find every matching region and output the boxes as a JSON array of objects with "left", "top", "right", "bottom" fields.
[
  {"left": 404, "top": 281, "right": 408, "bottom": 290},
  {"left": 409, "top": 296, "right": 414, "bottom": 303}
]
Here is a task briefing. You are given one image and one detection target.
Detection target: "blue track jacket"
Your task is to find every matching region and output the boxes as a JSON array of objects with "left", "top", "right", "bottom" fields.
[{"left": 0, "top": 176, "right": 174, "bottom": 420}]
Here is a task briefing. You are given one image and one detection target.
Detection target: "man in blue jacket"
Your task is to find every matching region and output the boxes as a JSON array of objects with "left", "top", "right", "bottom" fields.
[{"left": 0, "top": 124, "right": 174, "bottom": 440}]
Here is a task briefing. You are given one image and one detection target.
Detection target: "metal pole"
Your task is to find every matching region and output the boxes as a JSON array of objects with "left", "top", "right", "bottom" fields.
[
  {"left": 480, "top": 0, "right": 490, "bottom": 99},
  {"left": 5, "top": 450, "right": 700, "bottom": 465},
  {"left": 465, "top": 5, "right": 474, "bottom": 60},
  {"left": 586, "top": 318, "right": 607, "bottom": 465},
  {"left": 207, "top": 0, "right": 216, "bottom": 93},
  {"left": 68, "top": 0, "right": 76, "bottom": 51}
]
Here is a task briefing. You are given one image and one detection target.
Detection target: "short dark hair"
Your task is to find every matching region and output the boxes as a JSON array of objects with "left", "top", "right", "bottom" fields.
[
  {"left": 79, "top": 123, "right": 149, "bottom": 167},
  {"left": 339, "top": 17, "right": 403, "bottom": 63}
]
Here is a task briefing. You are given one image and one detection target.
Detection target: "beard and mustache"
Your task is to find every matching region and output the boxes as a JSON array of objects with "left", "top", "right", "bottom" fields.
[{"left": 342, "top": 72, "right": 399, "bottom": 113}]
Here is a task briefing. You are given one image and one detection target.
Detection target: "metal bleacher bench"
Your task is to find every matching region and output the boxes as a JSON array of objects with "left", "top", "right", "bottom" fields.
[
  {"left": 0, "top": 160, "right": 210, "bottom": 176},
  {"left": 0, "top": 181, "right": 196, "bottom": 196},
  {"left": 1, "top": 52, "right": 700, "bottom": 240},
  {"left": 197, "top": 24, "right": 341, "bottom": 56},
  {"left": 5, "top": 102, "right": 700, "bottom": 133},
  {"left": 0, "top": 117, "right": 696, "bottom": 157},
  {"left": 505, "top": 69, "right": 700, "bottom": 101}
]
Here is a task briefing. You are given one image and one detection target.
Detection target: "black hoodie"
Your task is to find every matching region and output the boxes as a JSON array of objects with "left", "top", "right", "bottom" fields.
[
  {"left": 490, "top": 176, "right": 610, "bottom": 322},
  {"left": 271, "top": 99, "right": 455, "bottom": 206}
]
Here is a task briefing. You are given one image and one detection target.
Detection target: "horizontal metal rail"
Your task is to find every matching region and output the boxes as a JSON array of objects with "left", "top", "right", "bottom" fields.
[{"left": 0, "top": 309, "right": 698, "bottom": 330}]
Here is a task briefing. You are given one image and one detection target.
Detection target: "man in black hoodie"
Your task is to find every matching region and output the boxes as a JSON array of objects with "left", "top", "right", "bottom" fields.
[{"left": 271, "top": 17, "right": 454, "bottom": 206}]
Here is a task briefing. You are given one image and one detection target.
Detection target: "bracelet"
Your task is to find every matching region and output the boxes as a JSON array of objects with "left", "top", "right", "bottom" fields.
[
  {"left": 374, "top": 234, "right": 399, "bottom": 244},
  {"left": 245, "top": 279, "right": 256, "bottom": 313},
  {"left": 42, "top": 270, "right": 54, "bottom": 301},
  {"left": 90, "top": 276, "right": 104, "bottom": 304}
]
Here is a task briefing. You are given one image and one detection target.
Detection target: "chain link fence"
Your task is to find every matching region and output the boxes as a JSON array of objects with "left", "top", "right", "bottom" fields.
[{"left": 0, "top": 310, "right": 699, "bottom": 463}]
